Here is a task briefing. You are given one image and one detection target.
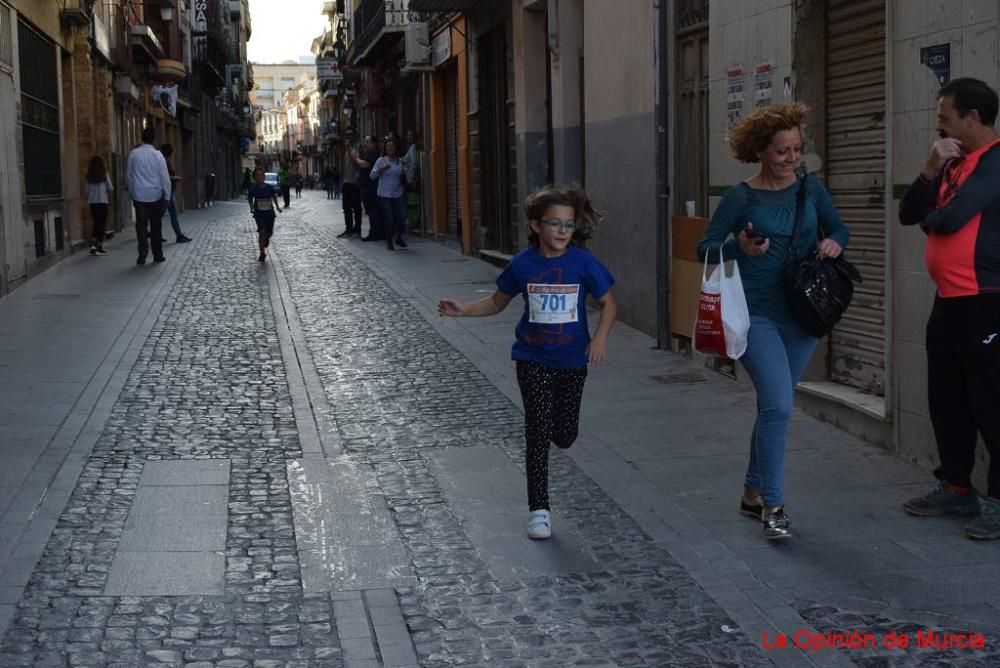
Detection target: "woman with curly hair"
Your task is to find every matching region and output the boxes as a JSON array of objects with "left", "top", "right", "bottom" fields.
[
  {"left": 697, "top": 102, "right": 850, "bottom": 540},
  {"left": 437, "top": 184, "right": 617, "bottom": 540}
]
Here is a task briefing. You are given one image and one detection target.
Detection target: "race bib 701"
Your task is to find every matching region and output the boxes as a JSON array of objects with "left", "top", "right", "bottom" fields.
[{"left": 527, "top": 283, "right": 580, "bottom": 324}]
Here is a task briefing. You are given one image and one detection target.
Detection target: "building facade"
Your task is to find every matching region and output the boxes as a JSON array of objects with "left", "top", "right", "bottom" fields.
[{"left": 0, "top": 0, "right": 252, "bottom": 296}]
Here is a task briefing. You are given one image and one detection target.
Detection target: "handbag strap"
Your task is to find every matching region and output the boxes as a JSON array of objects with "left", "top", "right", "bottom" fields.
[{"left": 788, "top": 174, "right": 809, "bottom": 258}]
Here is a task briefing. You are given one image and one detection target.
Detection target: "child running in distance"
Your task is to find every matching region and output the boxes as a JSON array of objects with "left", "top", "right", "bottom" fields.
[
  {"left": 248, "top": 167, "right": 282, "bottom": 262},
  {"left": 438, "top": 185, "right": 618, "bottom": 539}
]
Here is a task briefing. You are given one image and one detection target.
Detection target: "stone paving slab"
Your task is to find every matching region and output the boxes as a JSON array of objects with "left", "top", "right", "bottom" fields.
[
  {"left": 428, "top": 445, "right": 602, "bottom": 580},
  {"left": 118, "top": 484, "right": 228, "bottom": 552},
  {"left": 103, "top": 551, "right": 226, "bottom": 596}
]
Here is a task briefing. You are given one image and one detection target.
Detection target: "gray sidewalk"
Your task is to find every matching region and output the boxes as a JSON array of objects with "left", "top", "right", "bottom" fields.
[
  {"left": 335, "top": 217, "right": 1000, "bottom": 664},
  {"left": 0, "top": 213, "right": 203, "bottom": 633}
]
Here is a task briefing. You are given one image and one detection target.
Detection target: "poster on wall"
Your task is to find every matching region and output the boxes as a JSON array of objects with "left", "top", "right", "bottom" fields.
[
  {"left": 754, "top": 63, "right": 773, "bottom": 107},
  {"left": 726, "top": 66, "right": 745, "bottom": 133}
]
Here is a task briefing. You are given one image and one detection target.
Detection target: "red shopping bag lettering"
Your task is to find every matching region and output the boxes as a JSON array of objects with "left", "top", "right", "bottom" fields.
[{"left": 694, "top": 289, "right": 727, "bottom": 357}]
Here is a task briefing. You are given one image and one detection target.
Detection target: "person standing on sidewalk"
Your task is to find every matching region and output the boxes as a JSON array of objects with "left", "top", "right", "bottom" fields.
[
  {"left": 438, "top": 185, "right": 618, "bottom": 540},
  {"left": 126, "top": 126, "right": 172, "bottom": 265},
  {"left": 370, "top": 136, "right": 411, "bottom": 250},
  {"left": 248, "top": 167, "right": 282, "bottom": 262},
  {"left": 358, "top": 135, "right": 384, "bottom": 241},
  {"left": 899, "top": 77, "right": 1000, "bottom": 540},
  {"left": 85, "top": 155, "right": 113, "bottom": 256},
  {"left": 339, "top": 129, "right": 363, "bottom": 237},
  {"left": 278, "top": 163, "right": 292, "bottom": 209},
  {"left": 697, "top": 103, "right": 850, "bottom": 540},
  {"left": 159, "top": 144, "right": 192, "bottom": 244}
]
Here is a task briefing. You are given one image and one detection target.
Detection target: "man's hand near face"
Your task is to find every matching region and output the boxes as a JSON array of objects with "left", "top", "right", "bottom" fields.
[{"left": 922, "top": 138, "right": 964, "bottom": 180}]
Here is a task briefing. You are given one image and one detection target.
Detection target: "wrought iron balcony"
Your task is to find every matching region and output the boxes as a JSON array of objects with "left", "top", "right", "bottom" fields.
[{"left": 351, "top": 0, "right": 410, "bottom": 67}]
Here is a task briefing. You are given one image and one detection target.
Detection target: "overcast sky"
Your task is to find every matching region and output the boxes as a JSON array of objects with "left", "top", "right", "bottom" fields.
[{"left": 246, "top": 0, "right": 323, "bottom": 64}]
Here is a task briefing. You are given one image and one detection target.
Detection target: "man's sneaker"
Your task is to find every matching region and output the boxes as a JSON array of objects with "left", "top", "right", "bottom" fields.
[
  {"left": 903, "top": 482, "right": 981, "bottom": 517},
  {"left": 965, "top": 497, "right": 1000, "bottom": 540},
  {"left": 137, "top": 257, "right": 146, "bottom": 265},
  {"left": 93, "top": 248, "right": 107, "bottom": 256},
  {"left": 762, "top": 506, "right": 791, "bottom": 540},
  {"left": 527, "top": 510, "right": 551, "bottom": 540},
  {"left": 258, "top": 252, "right": 266, "bottom": 262},
  {"left": 89, "top": 245, "right": 97, "bottom": 255},
  {"left": 176, "top": 235, "right": 192, "bottom": 243},
  {"left": 740, "top": 489, "right": 763, "bottom": 519}
]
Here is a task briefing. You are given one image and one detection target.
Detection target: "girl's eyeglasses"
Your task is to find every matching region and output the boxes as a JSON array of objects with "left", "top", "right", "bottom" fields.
[{"left": 540, "top": 218, "right": 577, "bottom": 232}]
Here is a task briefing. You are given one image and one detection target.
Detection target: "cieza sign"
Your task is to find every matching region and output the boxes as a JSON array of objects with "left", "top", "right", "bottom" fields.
[{"left": 192, "top": 0, "right": 208, "bottom": 34}]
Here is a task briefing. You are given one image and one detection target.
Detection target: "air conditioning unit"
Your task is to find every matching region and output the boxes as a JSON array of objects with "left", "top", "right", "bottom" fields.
[
  {"left": 115, "top": 75, "right": 140, "bottom": 101},
  {"left": 404, "top": 22, "right": 431, "bottom": 70}
]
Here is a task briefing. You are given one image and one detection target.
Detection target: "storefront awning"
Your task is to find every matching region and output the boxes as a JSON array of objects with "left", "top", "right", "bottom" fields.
[{"left": 408, "top": 0, "right": 480, "bottom": 11}]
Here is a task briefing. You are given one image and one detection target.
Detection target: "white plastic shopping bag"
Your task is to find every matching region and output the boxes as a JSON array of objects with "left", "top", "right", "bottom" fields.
[{"left": 694, "top": 249, "right": 750, "bottom": 359}]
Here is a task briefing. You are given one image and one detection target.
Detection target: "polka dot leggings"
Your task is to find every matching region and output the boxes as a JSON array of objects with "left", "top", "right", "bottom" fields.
[{"left": 516, "top": 360, "right": 588, "bottom": 511}]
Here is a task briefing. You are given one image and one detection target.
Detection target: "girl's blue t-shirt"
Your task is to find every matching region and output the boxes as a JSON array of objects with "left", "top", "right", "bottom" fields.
[{"left": 496, "top": 245, "right": 615, "bottom": 369}]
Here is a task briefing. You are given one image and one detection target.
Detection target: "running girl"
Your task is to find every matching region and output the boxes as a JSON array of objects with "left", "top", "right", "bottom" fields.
[
  {"left": 248, "top": 167, "right": 282, "bottom": 262},
  {"left": 438, "top": 185, "right": 618, "bottom": 539}
]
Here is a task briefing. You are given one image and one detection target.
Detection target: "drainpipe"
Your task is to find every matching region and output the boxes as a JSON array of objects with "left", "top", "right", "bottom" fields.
[{"left": 654, "top": 0, "right": 671, "bottom": 348}]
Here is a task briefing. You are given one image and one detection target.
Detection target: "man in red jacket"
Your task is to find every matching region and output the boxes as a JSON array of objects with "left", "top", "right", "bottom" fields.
[{"left": 899, "top": 77, "right": 1000, "bottom": 540}]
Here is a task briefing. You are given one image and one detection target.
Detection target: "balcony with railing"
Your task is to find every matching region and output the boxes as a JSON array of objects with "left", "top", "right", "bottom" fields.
[{"left": 351, "top": 0, "right": 410, "bottom": 67}]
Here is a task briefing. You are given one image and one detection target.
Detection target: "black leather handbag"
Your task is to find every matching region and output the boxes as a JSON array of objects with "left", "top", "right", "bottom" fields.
[{"left": 783, "top": 176, "right": 862, "bottom": 337}]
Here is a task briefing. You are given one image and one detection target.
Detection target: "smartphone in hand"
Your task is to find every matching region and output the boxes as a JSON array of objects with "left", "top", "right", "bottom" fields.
[{"left": 744, "top": 226, "right": 768, "bottom": 246}]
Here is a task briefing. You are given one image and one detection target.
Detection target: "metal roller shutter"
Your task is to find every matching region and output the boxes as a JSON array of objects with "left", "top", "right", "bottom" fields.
[
  {"left": 825, "top": 0, "right": 886, "bottom": 395},
  {"left": 444, "top": 64, "right": 460, "bottom": 238}
]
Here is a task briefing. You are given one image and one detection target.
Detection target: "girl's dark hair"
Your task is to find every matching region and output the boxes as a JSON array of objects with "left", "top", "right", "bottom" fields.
[
  {"left": 524, "top": 184, "right": 604, "bottom": 247},
  {"left": 86, "top": 155, "right": 107, "bottom": 183}
]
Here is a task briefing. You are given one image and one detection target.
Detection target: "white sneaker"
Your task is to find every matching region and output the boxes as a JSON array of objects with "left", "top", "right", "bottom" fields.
[{"left": 527, "top": 510, "right": 551, "bottom": 540}]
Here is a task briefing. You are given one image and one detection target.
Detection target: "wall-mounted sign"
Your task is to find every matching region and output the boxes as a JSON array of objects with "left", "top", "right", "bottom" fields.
[
  {"left": 92, "top": 12, "right": 111, "bottom": 63},
  {"left": 726, "top": 66, "right": 744, "bottom": 132},
  {"left": 192, "top": 0, "right": 208, "bottom": 34},
  {"left": 754, "top": 62, "right": 773, "bottom": 107},
  {"left": 431, "top": 28, "right": 451, "bottom": 68},
  {"left": 317, "top": 57, "right": 342, "bottom": 83},
  {"left": 921, "top": 43, "right": 950, "bottom": 84}
]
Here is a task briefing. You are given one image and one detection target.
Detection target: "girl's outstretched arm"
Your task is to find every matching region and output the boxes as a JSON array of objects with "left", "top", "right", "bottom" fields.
[
  {"left": 438, "top": 291, "right": 513, "bottom": 317},
  {"left": 587, "top": 291, "right": 618, "bottom": 364}
]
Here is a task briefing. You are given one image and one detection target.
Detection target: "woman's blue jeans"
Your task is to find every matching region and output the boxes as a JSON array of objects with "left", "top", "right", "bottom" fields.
[
  {"left": 739, "top": 315, "right": 819, "bottom": 507},
  {"left": 379, "top": 195, "right": 406, "bottom": 240}
]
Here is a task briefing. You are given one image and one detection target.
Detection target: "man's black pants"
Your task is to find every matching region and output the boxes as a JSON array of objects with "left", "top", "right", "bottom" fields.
[
  {"left": 361, "top": 185, "right": 383, "bottom": 239},
  {"left": 927, "top": 294, "right": 1000, "bottom": 498},
  {"left": 342, "top": 182, "right": 362, "bottom": 233},
  {"left": 134, "top": 200, "right": 165, "bottom": 260}
]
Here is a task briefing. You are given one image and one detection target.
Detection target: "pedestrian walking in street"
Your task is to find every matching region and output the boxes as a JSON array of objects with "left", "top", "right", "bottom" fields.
[
  {"left": 85, "top": 155, "right": 113, "bottom": 256},
  {"left": 126, "top": 126, "right": 172, "bottom": 265},
  {"left": 294, "top": 174, "right": 303, "bottom": 199},
  {"left": 248, "top": 166, "right": 282, "bottom": 262},
  {"left": 370, "top": 136, "right": 412, "bottom": 250},
  {"left": 241, "top": 167, "right": 253, "bottom": 195},
  {"left": 899, "top": 77, "right": 1000, "bottom": 540},
  {"left": 340, "top": 130, "right": 363, "bottom": 237},
  {"left": 278, "top": 163, "right": 292, "bottom": 209},
  {"left": 323, "top": 167, "right": 335, "bottom": 199},
  {"left": 697, "top": 103, "right": 850, "bottom": 540},
  {"left": 438, "top": 185, "right": 618, "bottom": 540},
  {"left": 358, "top": 135, "right": 384, "bottom": 241},
  {"left": 160, "top": 144, "right": 192, "bottom": 243}
]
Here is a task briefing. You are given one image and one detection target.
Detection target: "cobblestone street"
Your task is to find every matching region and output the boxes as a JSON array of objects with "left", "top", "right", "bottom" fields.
[{"left": 1, "top": 194, "right": 999, "bottom": 667}]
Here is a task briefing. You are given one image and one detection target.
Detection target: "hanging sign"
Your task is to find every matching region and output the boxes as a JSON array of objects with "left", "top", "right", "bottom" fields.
[
  {"left": 192, "top": 0, "right": 208, "bottom": 34},
  {"left": 151, "top": 84, "right": 178, "bottom": 117}
]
